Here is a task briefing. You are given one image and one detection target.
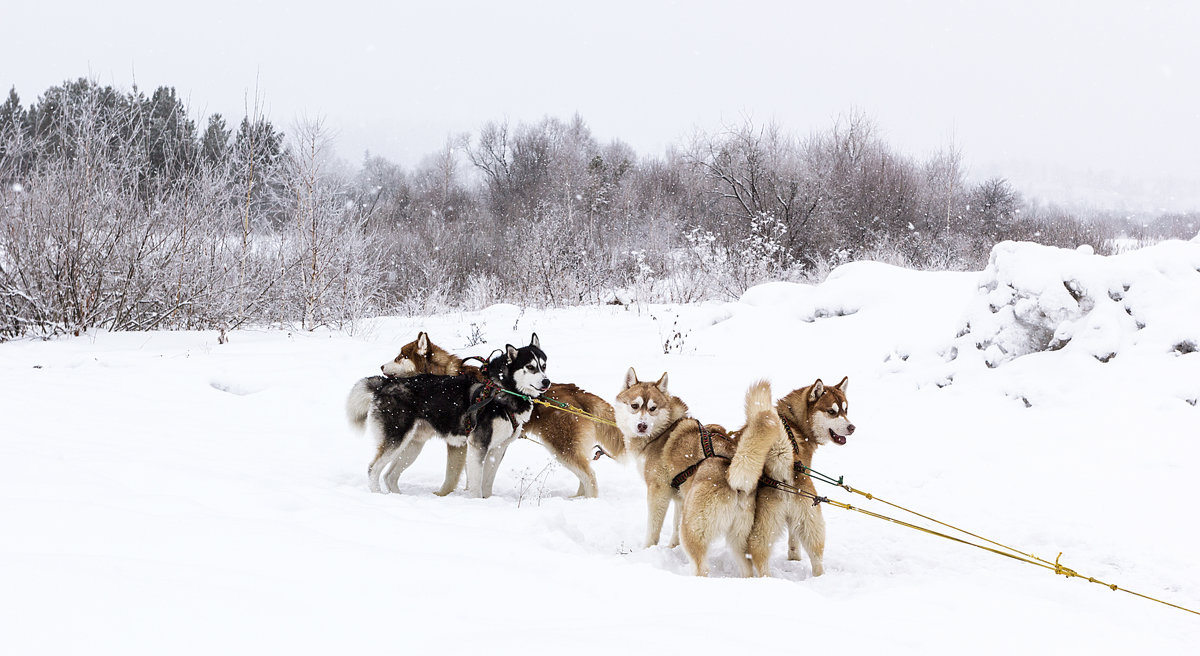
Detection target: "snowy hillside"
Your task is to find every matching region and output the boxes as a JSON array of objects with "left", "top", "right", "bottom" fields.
[{"left": 2, "top": 240, "right": 1198, "bottom": 654}]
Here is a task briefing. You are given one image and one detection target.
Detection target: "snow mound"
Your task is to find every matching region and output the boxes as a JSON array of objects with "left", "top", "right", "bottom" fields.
[
  {"left": 949, "top": 240, "right": 1200, "bottom": 368},
  {"left": 740, "top": 261, "right": 938, "bottom": 322}
]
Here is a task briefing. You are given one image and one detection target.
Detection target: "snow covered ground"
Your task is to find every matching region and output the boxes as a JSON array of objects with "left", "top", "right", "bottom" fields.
[{"left": 3, "top": 240, "right": 1199, "bottom": 654}]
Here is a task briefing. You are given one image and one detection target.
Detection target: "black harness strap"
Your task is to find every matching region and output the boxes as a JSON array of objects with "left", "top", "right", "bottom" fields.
[
  {"left": 758, "top": 475, "right": 790, "bottom": 491},
  {"left": 463, "top": 378, "right": 519, "bottom": 433},
  {"left": 782, "top": 419, "right": 801, "bottom": 456},
  {"left": 670, "top": 420, "right": 730, "bottom": 489},
  {"left": 466, "top": 378, "right": 499, "bottom": 412},
  {"left": 461, "top": 355, "right": 490, "bottom": 368},
  {"left": 782, "top": 419, "right": 809, "bottom": 476},
  {"left": 670, "top": 462, "right": 702, "bottom": 490}
]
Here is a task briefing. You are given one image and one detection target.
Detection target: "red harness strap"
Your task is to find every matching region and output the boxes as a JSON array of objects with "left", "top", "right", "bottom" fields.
[{"left": 670, "top": 421, "right": 729, "bottom": 489}]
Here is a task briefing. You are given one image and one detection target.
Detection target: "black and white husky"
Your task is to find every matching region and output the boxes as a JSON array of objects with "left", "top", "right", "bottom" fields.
[{"left": 346, "top": 334, "right": 550, "bottom": 498}]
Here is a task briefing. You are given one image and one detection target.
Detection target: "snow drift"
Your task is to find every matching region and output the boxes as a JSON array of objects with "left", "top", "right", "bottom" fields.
[
  {"left": 949, "top": 240, "right": 1200, "bottom": 369},
  {"left": 2, "top": 240, "right": 1198, "bottom": 655}
]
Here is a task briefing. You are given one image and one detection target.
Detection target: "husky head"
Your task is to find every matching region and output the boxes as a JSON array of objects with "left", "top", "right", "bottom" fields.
[
  {"left": 614, "top": 368, "right": 684, "bottom": 439},
  {"left": 381, "top": 332, "right": 460, "bottom": 377},
  {"left": 498, "top": 333, "right": 550, "bottom": 397},
  {"left": 783, "top": 377, "right": 855, "bottom": 446}
]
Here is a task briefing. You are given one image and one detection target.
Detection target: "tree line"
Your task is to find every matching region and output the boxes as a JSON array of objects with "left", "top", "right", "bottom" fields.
[{"left": 1, "top": 78, "right": 1194, "bottom": 339}]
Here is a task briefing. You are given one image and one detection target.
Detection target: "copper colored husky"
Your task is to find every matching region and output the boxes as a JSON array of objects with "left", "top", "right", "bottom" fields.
[
  {"left": 378, "top": 332, "right": 626, "bottom": 497},
  {"left": 746, "top": 377, "right": 854, "bottom": 577},
  {"left": 381, "top": 332, "right": 465, "bottom": 379},
  {"left": 614, "top": 368, "right": 789, "bottom": 576}
]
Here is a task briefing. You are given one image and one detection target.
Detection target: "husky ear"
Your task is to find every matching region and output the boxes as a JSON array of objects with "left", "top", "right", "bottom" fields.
[
  {"left": 655, "top": 372, "right": 669, "bottom": 394},
  {"left": 416, "top": 332, "right": 429, "bottom": 356},
  {"left": 505, "top": 344, "right": 518, "bottom": 363},
  {"left": 808, "top": 379, "right": 826, "bottom": 403},
  {"left": 530, "top": 333, "right": 540, "bottom": 349},
  {"left": 835, "top": 376, "right": 849, "bottom": 394},
  {"left": 623, "top": 367, "right": 638, "bottom": 390}
]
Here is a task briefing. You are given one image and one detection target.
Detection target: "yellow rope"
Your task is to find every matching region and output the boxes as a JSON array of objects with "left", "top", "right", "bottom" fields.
[
  {"left": 768, "top": 479, "right": 1200, "bottom": 617},
  {"left": 843, "top": 484, "right": 1052, "bottom": 569},
  {"left": 530, "top": 396, "right": 619, "bottom": 427}
]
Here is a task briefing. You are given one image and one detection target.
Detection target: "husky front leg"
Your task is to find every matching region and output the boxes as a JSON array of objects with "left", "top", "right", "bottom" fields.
[
  {"left": 479, "top": 443, "right": 508, "bottom": 499},
  {"left": 667, "top": 497, "right": 683, "bottom": 548},
  {"left": 435, "top": 439, "right": 467, "bottom": 496},
  {"left": 480, "top": 430, "right": 520, "bottom": 499},
  {"left": 465, "top": 421, "right": 496, "bottom": 498},
  {"left": 464, "top": 441, "right": 488, "bottom": 498},
  {"left": 644, "top": 484, "right": 673, "bottom": 547}
]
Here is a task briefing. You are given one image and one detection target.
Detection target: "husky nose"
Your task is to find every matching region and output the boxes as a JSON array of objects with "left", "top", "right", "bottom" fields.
[
  {"left": 637, "top": 421, "right": 649, "bottom": 433},
  {"left": 846, "top": 424, "right": 856, "bottom": 434},
  {"left": 541, "top": 378, "right": 550, "bottom": 389}
]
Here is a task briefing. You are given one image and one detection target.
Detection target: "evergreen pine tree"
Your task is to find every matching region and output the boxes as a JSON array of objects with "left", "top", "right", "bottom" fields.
[
  {"left": 231, "top": 115, "right": 286, "bottom": 224},
  {"left": 0, "top": 87, "right": 25, "bottom": 180},
  {"left": 144, "top": 86, "right": 198, "bottom": 182},
  {"left": 200, "top": 113, "right": 231, "bottom": 167}
]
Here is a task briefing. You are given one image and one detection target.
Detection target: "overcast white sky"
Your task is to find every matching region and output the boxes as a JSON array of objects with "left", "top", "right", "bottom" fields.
[{"left": 4, "top": 1, "right": 1199, "bottom": 213}]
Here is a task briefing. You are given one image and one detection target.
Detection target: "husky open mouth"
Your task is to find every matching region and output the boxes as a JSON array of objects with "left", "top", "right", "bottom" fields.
[{"left": 831, "top": 429, "right": 847, "bottom": 445}]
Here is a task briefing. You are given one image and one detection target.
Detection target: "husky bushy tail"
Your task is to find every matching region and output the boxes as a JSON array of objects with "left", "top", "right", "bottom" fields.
[
  {"left": 728, "top": 380, "right": 786, "bottom": 492},
  {"left": 346, "top": 376, "right": 386, "bottom": 431}
]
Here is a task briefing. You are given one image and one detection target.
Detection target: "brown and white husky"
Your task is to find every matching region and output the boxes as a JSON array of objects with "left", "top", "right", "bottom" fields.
[
  {"left": 614, "top": 368, "right": 790, "bottom": 576},
  {"left": 380, "top": 331, "right": 466, "bottom": 378},
  {"left": 375, "top": 332, "right": 626, "bottom": 497},
  {"left": 746, "top": 377, "right": 854, "bottom": 577}
]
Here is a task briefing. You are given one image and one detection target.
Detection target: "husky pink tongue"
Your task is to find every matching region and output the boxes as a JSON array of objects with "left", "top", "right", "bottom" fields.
[{"left": 830, "top": 430, "right": 847, "bottom": 445}]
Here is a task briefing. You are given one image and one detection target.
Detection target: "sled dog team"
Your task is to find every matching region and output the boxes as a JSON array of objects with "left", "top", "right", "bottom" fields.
[{"left": 346, "top": 332, "right": 855, "bottom": 577}]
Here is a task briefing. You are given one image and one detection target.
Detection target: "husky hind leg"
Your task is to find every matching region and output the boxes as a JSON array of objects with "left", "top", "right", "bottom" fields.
[
  {"left": 368, "top": 442, "right": 397, "bottom": 493},
  {"left": 561, "top": 457, "right": 598, "bottom": 498},
  {"left": 789, "top": 502, "right": 827, "bottom": 576},
  {"left": 681, "top": 523, "right": 712, "bottom": 577},
  {"left": 680, "top": 495, "right": 718, "bottom": 577},
  {"left": 726, "top": 494, "right": 756, "bottom": 578},
  {"left": 560, "top": 424, "right": 600, "bottom": 498},
  {"left": 748, "top": 490, "right": 790, "bottom": 577},
  {"left": 546, "top": 436, "right": 598, "bottom": 498},
  {"left": 381, "top": 422, "right": 436, "bottom": 493},
  {"left": 679, "top": 485, "right": 727, "bottom": 577}
]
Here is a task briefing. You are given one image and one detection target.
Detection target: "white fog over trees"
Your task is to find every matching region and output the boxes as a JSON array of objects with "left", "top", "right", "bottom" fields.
[{"left": 2, "top": 78, "right": 1197, "bottom": 339}]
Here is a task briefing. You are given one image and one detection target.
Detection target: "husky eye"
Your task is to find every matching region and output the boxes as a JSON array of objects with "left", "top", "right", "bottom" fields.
[
  {"left": 526, "top": 364, "right": 536, "bottom": 371},
  {"left": 827, "top": 409, "right": 838, "bottom": 416},
  {"left": 630, "top": 402, "right": 641, "bottom": 411},
  {"left": 647, "top": 404, "right": 656, "bottom": 412}
]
